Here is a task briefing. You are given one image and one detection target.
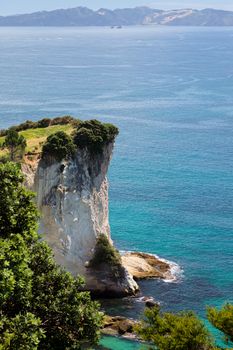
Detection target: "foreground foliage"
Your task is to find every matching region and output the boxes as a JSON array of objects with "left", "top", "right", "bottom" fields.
[
  {"left": 207, "top": 304, "right": 233, "bottom": 345},
  {"left": 0, "top": 162, "right": 103, "bottom": 349},
  {"left": 136, "top": 304, "right": 233, "bottom": 350},
  {"left": 136, "top": 305, "right": 215, "bottom": 350}
]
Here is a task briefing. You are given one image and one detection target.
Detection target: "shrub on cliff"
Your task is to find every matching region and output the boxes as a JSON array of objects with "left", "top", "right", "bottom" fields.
[
  {"left": 15, "top": 120, "right": 38, "bottom": 131},
  {"left": 0, "top": 162, "right": 103, "bottom": 349},
  {"left": 89, "top": 235, "right": 124, "bottom": 279},
  {"left": 73, "top": 119, "right": 119, "bottom": 153},
  {"left": 42, "top": 131, "right": 76, "bottom": 162},
  {"left": 136, "top": 306, "right": 216, "bottom": 350},
  {"left": 37, "top": 118, "right": 51, "bottom": 128},
  {"left": 51, "top": 116, "right": 79, "bottom": 126}
]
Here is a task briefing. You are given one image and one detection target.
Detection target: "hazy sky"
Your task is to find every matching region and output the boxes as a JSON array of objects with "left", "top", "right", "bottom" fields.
[{"left": 1, "top": 1, "right": 233, "bottom": 16}]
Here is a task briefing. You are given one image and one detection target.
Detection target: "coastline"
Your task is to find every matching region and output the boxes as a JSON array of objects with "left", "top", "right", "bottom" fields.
[{"left": 99, "top": 251, "right": 183, "bottom": 342}]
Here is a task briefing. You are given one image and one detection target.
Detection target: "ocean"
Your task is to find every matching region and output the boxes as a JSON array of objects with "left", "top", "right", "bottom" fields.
[{"left": 0, "top": 26, "right": 233, "bottom": 348}]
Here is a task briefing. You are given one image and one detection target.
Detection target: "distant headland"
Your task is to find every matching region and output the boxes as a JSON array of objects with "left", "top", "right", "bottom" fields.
[{"left": 0, "top": 7, "right": 233, "bottom": 27}]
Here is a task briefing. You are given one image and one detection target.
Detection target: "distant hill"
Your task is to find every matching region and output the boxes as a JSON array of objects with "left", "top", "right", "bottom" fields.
[
  {"left": 144, "top": 8, "right": 233, "bottom": 26},
  {"left": 0, "top": 7, "right": 233, "bottom": 26}
]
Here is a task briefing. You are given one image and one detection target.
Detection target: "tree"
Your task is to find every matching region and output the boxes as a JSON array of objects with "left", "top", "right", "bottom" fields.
[
  {"left": 0, "top": 162, "right": 103, "bottom": 349},
  {"left": 135, "top": 306, "right": 215, "bottom": 350},
  {"left": 207, "top": 304, "right": 233, "bottom": 345},
  {"left": 3, "top": 129, "right": 27, "bottom": 161}
]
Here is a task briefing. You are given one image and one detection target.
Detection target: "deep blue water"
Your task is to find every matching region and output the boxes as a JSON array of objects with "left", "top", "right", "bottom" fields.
[{"left": 0, "top": 26, "right": 233, "bottom": 348}]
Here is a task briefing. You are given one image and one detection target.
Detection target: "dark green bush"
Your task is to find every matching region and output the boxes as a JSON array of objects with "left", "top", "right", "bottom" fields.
[
  {"left": 42, "top": 131, "right": 76, "bottom": 162},
  {"left": 73, "top": 119, "right": 119, "bottom": 153},
  {"left": 50, "top": 116, "right": 78, "bottom": 126},
  {"left": 0, "top": 129, "right": 7, "bottom": 137},
  {"left": 37, "top": 118, "right": 51, "bottom": 128},
  {"left": 15, "top": 120, "right": 37, "bottom": 131}
]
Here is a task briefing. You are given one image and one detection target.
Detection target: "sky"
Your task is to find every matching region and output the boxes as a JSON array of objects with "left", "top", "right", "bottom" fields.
[{"left": 0, "top": 1, "right": 233, "bottom": 16}]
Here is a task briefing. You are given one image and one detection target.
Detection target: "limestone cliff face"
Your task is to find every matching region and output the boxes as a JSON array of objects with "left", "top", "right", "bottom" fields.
[{"left": 25, "top": 143, "right": 138, "bottom": 297}]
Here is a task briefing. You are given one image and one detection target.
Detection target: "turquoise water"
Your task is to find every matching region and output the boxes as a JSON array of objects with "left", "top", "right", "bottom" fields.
[
  {"left": 99, "top": 336, "right": 151, "bottom": 350},
  {"left": 0, "top": 26, "right": 233, "bottom": 348}
]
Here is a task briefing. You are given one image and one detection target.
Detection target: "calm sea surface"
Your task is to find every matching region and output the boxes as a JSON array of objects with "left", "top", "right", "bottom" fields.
[{"left": 0, "top": 26, "right": 233, "bottom": 348}]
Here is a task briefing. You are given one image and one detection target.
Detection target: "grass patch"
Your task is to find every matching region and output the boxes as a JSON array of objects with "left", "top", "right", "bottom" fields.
[
  {"left": 0, "top": 118, "right": 119, "bottom": 162},
  {"left": 0, "top": 124, "right": 74, "bottom": 156}
]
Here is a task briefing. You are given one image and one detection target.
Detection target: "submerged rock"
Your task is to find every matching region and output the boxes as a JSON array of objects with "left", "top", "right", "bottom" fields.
[{"left": 145, "top": 299, "right": 159, "bottom": 308}]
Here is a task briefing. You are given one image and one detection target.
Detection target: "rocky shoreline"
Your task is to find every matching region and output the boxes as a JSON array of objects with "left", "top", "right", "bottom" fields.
[
  {"left": 100, "top": 251, "right": 177, "bottom": 340},
  {"left": 102, "top": 315, "right": 138, "bottom": 340}
]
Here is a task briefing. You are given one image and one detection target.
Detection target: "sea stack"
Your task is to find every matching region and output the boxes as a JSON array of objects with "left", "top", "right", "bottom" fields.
[{"left": 26, "top": 131, "right": 138, "bottom": 297}]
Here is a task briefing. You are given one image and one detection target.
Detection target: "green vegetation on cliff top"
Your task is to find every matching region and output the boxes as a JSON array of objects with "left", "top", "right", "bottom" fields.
[
  {"left": 73, "top": 119, "right": 119, "bottom": 153},
  {"left": 0, "top": 117, "right": 119, "bottom": 161},
  {"left": 41, "top": 131, "right": 76, "bottom": 162}
]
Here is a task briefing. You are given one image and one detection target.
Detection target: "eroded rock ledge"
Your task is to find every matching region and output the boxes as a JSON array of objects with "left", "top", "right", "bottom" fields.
[{"left": 122, "top": 252, "right": 174, "bottom": 281}]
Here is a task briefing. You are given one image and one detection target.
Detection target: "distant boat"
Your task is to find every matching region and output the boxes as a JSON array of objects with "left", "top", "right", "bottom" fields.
[{"left": 110, "top": 25, "right": 122, "bottom": 29}]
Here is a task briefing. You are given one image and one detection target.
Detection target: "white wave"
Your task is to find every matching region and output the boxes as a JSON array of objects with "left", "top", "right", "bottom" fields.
[{"left": 134, "top": 296, "right": 160, "bottom": 305}]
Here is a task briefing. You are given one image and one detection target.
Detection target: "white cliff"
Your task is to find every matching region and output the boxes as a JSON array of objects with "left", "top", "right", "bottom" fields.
[{"left": 24, "top": 142, "right": 138, "bottom": 297}]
